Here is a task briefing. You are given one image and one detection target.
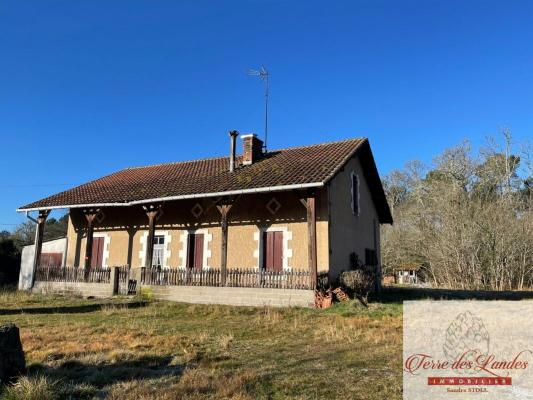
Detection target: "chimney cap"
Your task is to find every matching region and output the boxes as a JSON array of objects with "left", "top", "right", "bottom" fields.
[
  {"left": 229, "top": 130, "right": 239, "bottom": 137},
  {"left": 240, "top": 133, "right": 257, "bottom": 139}
]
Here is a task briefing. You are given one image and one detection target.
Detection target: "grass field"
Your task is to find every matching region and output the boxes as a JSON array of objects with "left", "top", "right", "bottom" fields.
[{"left": 0, "top": 289, "right": 402, "bottom": 400}]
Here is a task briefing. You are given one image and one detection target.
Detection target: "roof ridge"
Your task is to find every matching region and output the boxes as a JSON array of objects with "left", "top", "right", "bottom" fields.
[
  {"left": 125, "top": 137, "right": 366, "bottom": 170},
  {"left": 125, "top": 154, "right": 231, "bottom": 170},
  {"left": 267, "top": 137, "right": 365, "bottom": 153}
]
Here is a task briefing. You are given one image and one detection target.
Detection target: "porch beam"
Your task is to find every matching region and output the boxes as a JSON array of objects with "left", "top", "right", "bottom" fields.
[
  {"left": 143, "top": 205, "right": 163, "bottom": 268},
  {"left": 30, "top": 209, "right": 50, "bottom": 289},
  {"left": 216, "top": 203, "right": 233, "bottom": 286},
  {"left": 299, "top": 193, "right": 318, "bottom": 289}
]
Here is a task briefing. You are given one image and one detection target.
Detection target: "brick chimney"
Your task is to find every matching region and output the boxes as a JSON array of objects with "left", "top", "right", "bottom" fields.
[{"left": 241, "top": 134, "right": 264, "bottom": 165}]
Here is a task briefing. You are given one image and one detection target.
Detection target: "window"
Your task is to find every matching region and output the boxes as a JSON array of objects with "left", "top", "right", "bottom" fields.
[
  {"left": 351, "top": 172, "right": 360, "bottom": 216},
  {"left": 365, "top": 248, "right": 377, "bottom": 266},
  {"left": 152, "top": 235, "right": 165, "bottom": 268},
  {"left": 186, "top": 233, "right": 204, "bottom": 270}
]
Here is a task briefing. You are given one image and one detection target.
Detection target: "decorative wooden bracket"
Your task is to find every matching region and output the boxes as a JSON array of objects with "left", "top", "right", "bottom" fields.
[
  {"left": 216, "top": 198, "right": 236, "bottom": 286},
  {"left": 82, "top": 208, "right": 103, "bottom": 272},
  {"left": 142, "top": 204, "right": 163, "bottom": 268}
]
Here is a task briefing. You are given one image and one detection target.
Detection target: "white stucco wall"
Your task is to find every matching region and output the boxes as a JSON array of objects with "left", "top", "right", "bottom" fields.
[{"left": 19, "top": 237, "right": 67, "bottom": 290}]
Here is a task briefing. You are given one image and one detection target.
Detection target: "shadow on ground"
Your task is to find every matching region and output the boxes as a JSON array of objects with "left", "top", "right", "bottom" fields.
[
  {"left": 376, "top": 286, "right": 533, "bottom": 303},
  {"left": 28, "top": 355, "right": 185, "bottom": 396},
  {"left": 0, "top": 301, "right": 147, "bottom": 315}
]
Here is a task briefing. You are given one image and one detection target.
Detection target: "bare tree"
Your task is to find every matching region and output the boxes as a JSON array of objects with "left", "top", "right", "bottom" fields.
[{"left": 382, "top": 132, "right": 533, "bottom": 290}]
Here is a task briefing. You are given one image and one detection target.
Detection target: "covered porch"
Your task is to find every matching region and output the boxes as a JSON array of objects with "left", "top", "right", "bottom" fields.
[{"left": 26, "top": 189, "right": 324, "bottom": 300}]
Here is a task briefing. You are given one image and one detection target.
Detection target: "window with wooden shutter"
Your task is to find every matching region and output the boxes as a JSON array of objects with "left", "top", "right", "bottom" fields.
[
  {"left": 187, "top": 233, "right": 204, "bottom": 270},
  {"left": 263, "top": 231, "right": 283, "bottom": 271},
  {"left": 91, "top": 237, "right": 104, "bottom": 268}
]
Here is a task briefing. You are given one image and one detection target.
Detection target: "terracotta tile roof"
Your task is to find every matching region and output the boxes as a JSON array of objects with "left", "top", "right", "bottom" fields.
[{"left": 18, "top": 138, "right": 392, "bottom": 223}]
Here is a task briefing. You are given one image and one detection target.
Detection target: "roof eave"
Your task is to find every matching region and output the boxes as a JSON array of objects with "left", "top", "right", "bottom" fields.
[{"left": 16, "top": 182, "right": 325, "bottom": 213}]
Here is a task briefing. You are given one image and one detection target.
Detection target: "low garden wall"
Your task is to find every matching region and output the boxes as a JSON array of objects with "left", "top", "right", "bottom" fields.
[
  {"left": 30, "top": 267, "right": 316, "bottom": 307},
  {"left": 144, "top": 285, "right": 315, "bottom": 308},
  {"left": 33, "top": 281, "right": 112, "bottom": 298}
]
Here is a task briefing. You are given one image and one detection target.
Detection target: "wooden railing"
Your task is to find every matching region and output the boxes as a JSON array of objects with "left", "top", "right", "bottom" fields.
[
  {"left": 35, "top": 265, "right": 111, "bottom": 284},
  {"left": 140, "top": 267, "right": 312, "bottom": 290},
  {"left": 36, "top": 266, "right": 312, "bottom": 290}
]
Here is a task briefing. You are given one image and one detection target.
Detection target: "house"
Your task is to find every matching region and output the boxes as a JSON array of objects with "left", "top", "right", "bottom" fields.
[
  {"left": 17, "top": 133, "right": 392, "bottom": 307},
  {"left": 394, "top": 263, "right": 422, "bottom": 285}
]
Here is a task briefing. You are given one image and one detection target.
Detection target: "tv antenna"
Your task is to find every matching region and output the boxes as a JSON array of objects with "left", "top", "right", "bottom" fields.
[{"left": 248, "top": 66, "right": 269, "bottom": 151}]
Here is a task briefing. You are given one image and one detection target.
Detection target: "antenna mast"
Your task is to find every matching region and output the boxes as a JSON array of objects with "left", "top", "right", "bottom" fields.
[{"left": 248, "top": 66, "right": 269, "bottom": 151}]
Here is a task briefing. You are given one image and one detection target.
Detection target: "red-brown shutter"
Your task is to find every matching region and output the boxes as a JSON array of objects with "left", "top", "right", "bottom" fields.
[
  {"left": 41, "top": 253, "right": 63, "bottom": 267},
  {"left": 186, "top": 234, "right": 204, "bottom": 270},
  {"left": 194, "top": 234, "right": 204, "bottom": 270},
  {"left": 273, "top": 231, "right": 283, "bottom": 271},
  {"left": 91, "top": 237, "right": 104, "bottom": 268},
  {"left": 263, "top": 231, "right": 283, "bottom": 271}
]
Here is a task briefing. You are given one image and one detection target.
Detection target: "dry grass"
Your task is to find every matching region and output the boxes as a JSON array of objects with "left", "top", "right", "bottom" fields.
[
  {"left": 0, "top": 292, "right": 402, "bottom": 399},
  {"left": 1, "top": 375, "right": 58, "bottom": 400}
]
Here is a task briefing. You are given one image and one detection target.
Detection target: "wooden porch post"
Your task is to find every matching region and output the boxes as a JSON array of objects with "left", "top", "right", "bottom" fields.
[
  {"left": 143, "top": 205, "right": 162, "bottom": 268},
  {"left": 300, "top": 194, "right": 318, "bottom": 289},
  {"left": 216, "top": 203, "right": 233, "bottom": 286},
  {"left": 30, "top": 209, "right": 50, "bottom": 289},
  {"left": 83, "top": 209, "right": 100, "bottom": 277}
]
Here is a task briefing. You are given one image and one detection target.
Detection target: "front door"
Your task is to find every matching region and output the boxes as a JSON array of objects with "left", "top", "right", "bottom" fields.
[
  {"left": 186, "top": 233, "right": 204, "bottom": 270},
  {"left": 263, "top": 231, "right": 283, "bottom": 271},
  {"left": 90, "top": 237, "right": 104, "bottom": 268}
]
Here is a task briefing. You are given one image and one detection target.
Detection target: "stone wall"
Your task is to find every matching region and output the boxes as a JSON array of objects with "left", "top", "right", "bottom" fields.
[{"left": 144, "top": 285, "right": 315, "bottom": 308}]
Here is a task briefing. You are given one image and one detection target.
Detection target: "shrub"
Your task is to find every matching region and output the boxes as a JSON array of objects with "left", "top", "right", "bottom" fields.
[{"left": 340, "top": 267, "right": 376, "bottom": 305}]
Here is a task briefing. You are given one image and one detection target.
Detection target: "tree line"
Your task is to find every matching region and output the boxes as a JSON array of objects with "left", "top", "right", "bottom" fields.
[{"left": 381, "top": 131, "right": 533, "bottom": 290}]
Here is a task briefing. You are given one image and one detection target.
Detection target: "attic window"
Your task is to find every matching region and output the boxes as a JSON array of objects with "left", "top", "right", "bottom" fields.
[{"left": 351, "top": 171, "right": 360, "bottom": 216}]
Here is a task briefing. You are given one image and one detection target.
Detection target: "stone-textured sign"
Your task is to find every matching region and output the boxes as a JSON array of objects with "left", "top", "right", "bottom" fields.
[{"left": 0, "top": 323, "right": 26, "bottom": 384}]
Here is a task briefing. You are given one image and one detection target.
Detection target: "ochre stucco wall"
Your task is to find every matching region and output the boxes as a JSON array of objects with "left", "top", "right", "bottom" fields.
[{"left": 65, "top": 190, "right": 329, "bottom": 272}]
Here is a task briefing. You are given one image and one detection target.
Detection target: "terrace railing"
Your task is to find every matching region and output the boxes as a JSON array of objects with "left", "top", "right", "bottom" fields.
[
  {"left": 35, "top": 265, "right": 312, "bottom": 290},
  {"left": 35, "top": 265, "right": 111, "bottom": 284},
  {"left": 140, "top": 267, "right": 312, "bottom": 290}
]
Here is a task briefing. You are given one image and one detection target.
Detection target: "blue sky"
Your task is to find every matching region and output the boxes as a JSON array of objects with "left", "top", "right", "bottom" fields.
[{"left": 1, "top": 0, "right": 532, "bottom": 229}]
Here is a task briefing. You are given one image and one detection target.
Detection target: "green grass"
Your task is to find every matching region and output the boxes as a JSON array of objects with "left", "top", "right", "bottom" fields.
[{"left": 0, "top": 288, "right": 402, "bottom": 399}]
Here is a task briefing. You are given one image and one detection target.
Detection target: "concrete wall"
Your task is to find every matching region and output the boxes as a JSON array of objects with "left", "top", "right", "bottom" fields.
[
  {"left": 65, "top": 190, "right": 329, "bottom": 274},
  {"left": 144, "top": 285, "right": 315, "bottom": 308},
  {"left": 32, "top": 281, "right": 111, "bottom": 298},
  {"left": 328, "top": 154, "right": 381, "bottom": 280},
  {"left": 19, "top": 237, "right": 67, "bottom": 290}
]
